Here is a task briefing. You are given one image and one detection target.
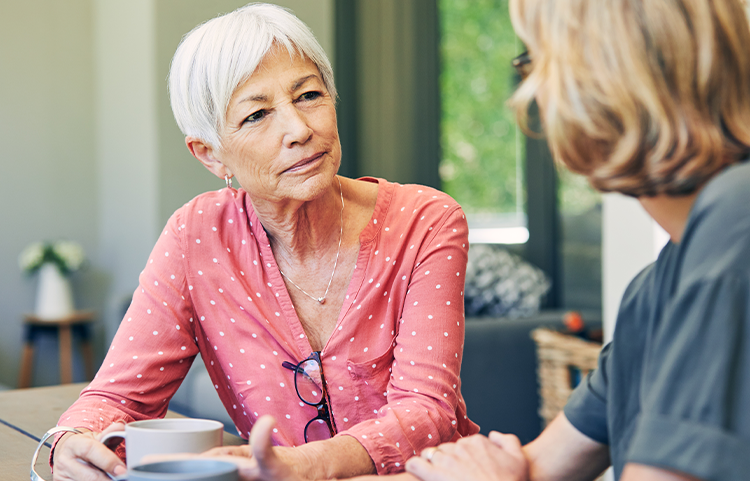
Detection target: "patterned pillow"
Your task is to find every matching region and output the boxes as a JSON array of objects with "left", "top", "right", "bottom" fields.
[{"left": 464, "top": 244, "right": 551, "bottom": 318}]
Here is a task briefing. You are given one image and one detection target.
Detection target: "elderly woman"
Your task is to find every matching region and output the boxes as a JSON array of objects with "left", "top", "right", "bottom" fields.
[
  {"left": 400, "top": 0, "right": 750, "bottom": 481},
  {"left": 49, "top": 3, "right": 478, "bottom": 480}
]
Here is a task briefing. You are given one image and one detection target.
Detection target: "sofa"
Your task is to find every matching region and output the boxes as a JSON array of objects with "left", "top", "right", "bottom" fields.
[{"left": 461, "top": 310, "right": 600, "bottom": 443}]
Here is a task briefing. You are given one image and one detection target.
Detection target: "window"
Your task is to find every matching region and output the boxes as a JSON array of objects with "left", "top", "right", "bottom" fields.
[
  {"left": 335, "top": 0, "right": 602, "bottom": 312},
  {"left": 439, "top": 0, "right": 602, "bottom": 311},
  {"left": 439, "top": 0, "right": 527, "bottom": 245}
]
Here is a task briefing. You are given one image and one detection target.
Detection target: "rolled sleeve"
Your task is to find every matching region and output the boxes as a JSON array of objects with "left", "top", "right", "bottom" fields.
[
  {"left": 564, "top": 343, "right": 611, "bottom": 445},
  {"left": 628, "top": 274, "right": 750, "bottom": 479},
  {"left": 629, "top": 412, "right": 750, "bottom": 480}
]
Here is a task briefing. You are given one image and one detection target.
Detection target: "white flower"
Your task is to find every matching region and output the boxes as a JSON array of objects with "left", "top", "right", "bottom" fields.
[
  {"left": 18, "top": 240, "right": 86, "bottom": 275},
  {"left": 53, "top": 241, "right": 86, "bottom": 271},
  {"left": 18, "top": 242, "right": 45, "bottom": 272}
]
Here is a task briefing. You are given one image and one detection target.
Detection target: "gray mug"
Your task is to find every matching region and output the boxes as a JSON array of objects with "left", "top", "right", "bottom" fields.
[{"left": 125, "top": 460, "right": 239, "bottom": 481}]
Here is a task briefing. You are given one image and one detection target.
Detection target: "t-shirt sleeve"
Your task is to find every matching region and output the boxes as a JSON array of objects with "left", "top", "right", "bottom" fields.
[
  {"left": 627, "top": 274, "right": 750, "bottom": 479},
  {"left": 563, "top": 342, "right": 611, "bottom": 445}
]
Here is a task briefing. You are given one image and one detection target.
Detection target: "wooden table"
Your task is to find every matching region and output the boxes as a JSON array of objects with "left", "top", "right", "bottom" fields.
[
  {"left": 0, "top": 383, "right": 245, "bottom": 480},
  {"left": 1, "top": 421, "right": 49, "bottom": 480}
]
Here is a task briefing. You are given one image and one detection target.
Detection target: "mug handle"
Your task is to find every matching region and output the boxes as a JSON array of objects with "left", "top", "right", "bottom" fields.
[{"left": 99, "top": 430, "right": 127, "bottom": 451}]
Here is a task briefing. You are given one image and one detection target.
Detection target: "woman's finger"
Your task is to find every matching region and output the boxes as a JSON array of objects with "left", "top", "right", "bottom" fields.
[
  {"left": 406, "top": 436, "right": 529, "bottom": 481},
  {"left": 488, "top": 432, "right": 524, "bottom": 459},
  {"left": 53, "top": 458, "right": 115, "bottom": 481},
  {"left": 420, "top": 447, "right": 438, "bottom": 461},
  {"left": 73, "top": 434, "right": 127, "bottom": 477},
  {"left": 249, "top": 415, "right": 277, "bottom": 465},
  {"left": 97, "top": 422, "right": 126, "bottom": 439},
  {"left": 53, "top": 433, "right": 126, "bottom": 481},
  {"left": 405, "top": 455, "right": 448, "bottom": 481},
  {"left": 246, "top": 416, "right": 301, "bottom": 481},
  {"left": 202, "top": 445, "right": 252, "bottom": 457}
]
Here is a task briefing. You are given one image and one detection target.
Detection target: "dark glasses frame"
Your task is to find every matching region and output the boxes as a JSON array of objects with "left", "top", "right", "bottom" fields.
[
  {"left": 282, "top": 351, "right": 337, "bottom": 443},
  {"left": 512, "top": 50, "right": 532, "bottom": 79}
]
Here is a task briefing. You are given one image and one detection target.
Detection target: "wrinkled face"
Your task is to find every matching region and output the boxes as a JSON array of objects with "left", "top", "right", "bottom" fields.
[{"left": 217, "top": 47, "right": 341, "bottom": 205}]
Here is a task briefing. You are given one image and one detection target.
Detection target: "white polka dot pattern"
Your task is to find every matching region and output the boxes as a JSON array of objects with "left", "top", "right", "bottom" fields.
[{"left": 56, "top": 179, "right": 478, "bottom": 475}]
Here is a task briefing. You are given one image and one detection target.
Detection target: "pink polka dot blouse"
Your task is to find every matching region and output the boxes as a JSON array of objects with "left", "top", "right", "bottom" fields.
[{"left": 58, "top": 177, "right": 479, "bottom": 474}]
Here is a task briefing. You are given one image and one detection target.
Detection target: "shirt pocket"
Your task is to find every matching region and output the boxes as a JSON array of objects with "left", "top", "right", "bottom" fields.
[{"left": 346, "top": 335, "right": 397, "bottom": 419}]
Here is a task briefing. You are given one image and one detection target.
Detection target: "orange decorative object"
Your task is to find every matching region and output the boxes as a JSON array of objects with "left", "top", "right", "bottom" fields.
[{"left": 563, "top": 311, "right": 585, "bottom": 333}]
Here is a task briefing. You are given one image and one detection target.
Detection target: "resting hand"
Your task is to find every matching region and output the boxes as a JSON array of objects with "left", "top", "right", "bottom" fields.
[
  {"left": 191, "top": 416, "right": 304, "bottom": 481},
  {"left": 51, "top": 423, "right": 127, "bottom": 481},
  {"left": 405, "top": 432, "right": 529, "bottom": 481}
]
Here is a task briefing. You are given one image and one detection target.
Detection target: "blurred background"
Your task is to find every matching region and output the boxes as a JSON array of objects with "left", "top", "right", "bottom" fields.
[{"left": 0, "top": 0, "right": 668, "bottom": 396}]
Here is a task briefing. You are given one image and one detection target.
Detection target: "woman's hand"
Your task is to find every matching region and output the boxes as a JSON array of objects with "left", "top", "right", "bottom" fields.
[
  {"left": 405, "top": 432, "right": 529, "bottom": 481},
  {"left": 51, "top": 423, "right": 127, "bottom": 481},
  {"left": 196, "top": 416, "right": 305, "bottom": 481}
]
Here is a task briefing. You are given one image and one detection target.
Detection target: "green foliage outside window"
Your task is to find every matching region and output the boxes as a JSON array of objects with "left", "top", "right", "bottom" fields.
[
  {"left": 439, "top": 0, "right": 523, "bottom": 217},
  {"left": 439, "top": 0, "right": 600, "bottom": 219}
]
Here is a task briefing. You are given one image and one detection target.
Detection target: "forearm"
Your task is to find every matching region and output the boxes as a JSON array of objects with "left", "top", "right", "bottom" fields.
[
  {"left": 275, "top": 434, "right": 376, "bottom": 480},
  {"left": 524, "top": 413, "right": 609, "bottom": 481}
]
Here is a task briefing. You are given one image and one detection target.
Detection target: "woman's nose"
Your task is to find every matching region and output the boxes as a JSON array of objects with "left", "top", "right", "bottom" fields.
[{"left": 280, "top": 106, "right": 313, "bottom": 147}]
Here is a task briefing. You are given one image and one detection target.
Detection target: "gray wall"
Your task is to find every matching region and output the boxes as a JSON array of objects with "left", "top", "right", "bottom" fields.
[
  {"left": 0, "top": 0, "right": 333, "bottom": 388},
  {"left": 0, "top": 0, "right": 98, "bottom": 387}
]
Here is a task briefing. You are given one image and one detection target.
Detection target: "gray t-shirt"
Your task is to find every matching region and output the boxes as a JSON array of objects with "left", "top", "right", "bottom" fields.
[{"left": 564, "top": 160, "right": 750, "bottom": 480}]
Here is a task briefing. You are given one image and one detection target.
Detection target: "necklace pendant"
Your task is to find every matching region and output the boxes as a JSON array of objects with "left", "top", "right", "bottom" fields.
[{"left": 318, "top": 297, "right": 325, "bottom": 304}]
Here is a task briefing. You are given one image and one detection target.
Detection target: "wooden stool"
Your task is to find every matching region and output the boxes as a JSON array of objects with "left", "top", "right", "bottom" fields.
[{"left": 18, "top": 310, "right": 96, "bottom": 388}]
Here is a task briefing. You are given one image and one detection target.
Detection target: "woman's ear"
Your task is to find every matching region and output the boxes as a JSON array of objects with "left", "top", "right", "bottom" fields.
[{"left": 186, "top": 137, "right": 232, "bottom": 178}]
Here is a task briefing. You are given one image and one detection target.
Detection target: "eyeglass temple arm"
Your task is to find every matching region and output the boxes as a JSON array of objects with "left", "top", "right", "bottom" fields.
[{"left": 282, "top": 360, "right": 301, "bottom": 372}]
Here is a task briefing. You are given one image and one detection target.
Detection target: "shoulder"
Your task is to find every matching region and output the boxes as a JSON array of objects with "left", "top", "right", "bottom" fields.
[
  {"left": 395, "top": 181, "right": 460, "bottom": 209},
  {"left": 614, "top": 243, "right": 680, "bottom": 330},
  {"left": 689, "top": 160, "right": 750, "bottom": 229},
  {"left": 359, "top": 177, "right": 459, "bottom": 207},
  {"left": 170, "top": 188, "right": 247, "bottom": 228},
  {"left": 162, "top": 188, "right": 254, "bottom": 258},
  {"left": 680, "top": 160, "right": 750, "bottom": 281},
  {"left": 371, "top": 178, "right": 463, "bottom": 219},
  {"left": 617, "top": 262, "right": 658, "bottom": 316}
]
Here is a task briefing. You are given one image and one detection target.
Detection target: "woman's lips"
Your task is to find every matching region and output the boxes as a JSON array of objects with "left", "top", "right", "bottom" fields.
[{"left": 284, "top": 152, "right": 325, "bottom": 173}]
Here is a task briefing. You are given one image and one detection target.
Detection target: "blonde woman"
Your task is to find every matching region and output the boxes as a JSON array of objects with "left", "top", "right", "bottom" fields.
[{"left": 400, "top": 0, "right": 750, "bottom": 480}]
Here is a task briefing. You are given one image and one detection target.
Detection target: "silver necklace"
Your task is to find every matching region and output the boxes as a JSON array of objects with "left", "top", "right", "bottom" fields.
[{"left": 278, "top": 177, "right": 344, "bottom": 305}]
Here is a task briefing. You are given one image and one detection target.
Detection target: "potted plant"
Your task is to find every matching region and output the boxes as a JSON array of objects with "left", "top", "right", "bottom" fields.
[{"left": 19, "top": 241, "right": 86, "bottom": 320}]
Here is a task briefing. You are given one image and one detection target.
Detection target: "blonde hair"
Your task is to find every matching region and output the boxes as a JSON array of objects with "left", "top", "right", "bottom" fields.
[
  {"left": 509, "top": 0, "right": 750, "bottom": 196},
  {"left": 168, "top": 3, "right": 336, "bottom": 151}
]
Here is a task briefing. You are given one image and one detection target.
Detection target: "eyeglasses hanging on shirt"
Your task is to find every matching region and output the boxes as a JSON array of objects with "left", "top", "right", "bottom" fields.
[{"left": 282, "top": 351, "right": 338, "bottom": 442}]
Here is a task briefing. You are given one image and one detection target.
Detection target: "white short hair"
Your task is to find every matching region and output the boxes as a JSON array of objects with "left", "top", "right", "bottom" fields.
[{"left": 168, "top": 2, "right": 337, "bottom": 150}]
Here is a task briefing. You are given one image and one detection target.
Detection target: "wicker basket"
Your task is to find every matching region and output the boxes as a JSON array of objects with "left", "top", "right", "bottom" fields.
[{"left": 531, "top": 328, "right": 603, "bottom": 428}]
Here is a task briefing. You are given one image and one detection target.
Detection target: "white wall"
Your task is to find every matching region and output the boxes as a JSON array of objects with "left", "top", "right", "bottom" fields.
[
  {"left": 0, "top": 0, "right": 99, "bottom": 387},
  {"left": 95, "top": 0, "right": 161, "bottom": 342},
  {"left": 601, "top": 194, "right": 669, "bottom": 342}
]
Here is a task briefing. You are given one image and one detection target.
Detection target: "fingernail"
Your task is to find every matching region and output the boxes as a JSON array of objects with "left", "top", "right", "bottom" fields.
[{"left": 114, "top": 465, "right": 127, "bottom": 475}]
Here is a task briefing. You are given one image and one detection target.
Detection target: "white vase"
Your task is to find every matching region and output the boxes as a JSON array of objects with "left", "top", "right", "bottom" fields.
[{"left": 35, "top": 263, "right": 75, "bottom": 320}]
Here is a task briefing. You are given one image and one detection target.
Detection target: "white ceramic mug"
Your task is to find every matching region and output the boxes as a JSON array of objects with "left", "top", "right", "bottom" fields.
[{"left": 100, "top": 419, "right": 224, "bottom": 467}]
